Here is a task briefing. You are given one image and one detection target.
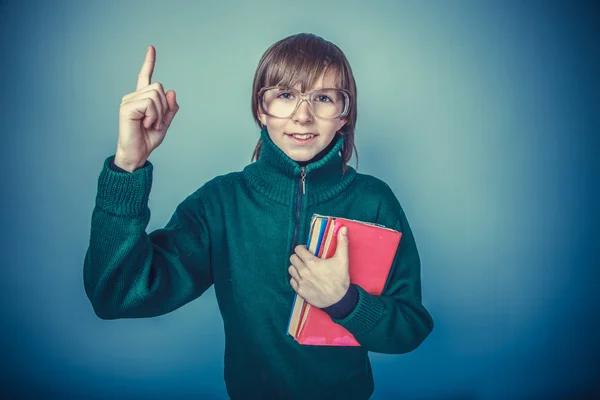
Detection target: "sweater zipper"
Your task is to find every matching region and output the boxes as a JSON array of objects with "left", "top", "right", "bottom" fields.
[{"left": 292, "top": 167, "right": 306, "bottom": 249}]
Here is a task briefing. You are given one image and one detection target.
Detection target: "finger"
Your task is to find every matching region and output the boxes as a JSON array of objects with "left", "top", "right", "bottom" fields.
[
  {"left": 334, "top": 226, "right": 349, "bottom": 259},
  {"left": 290, "top": 277, "right": 299, "bottom": 292},
  {"left": 294, "top": 245, "right": 315, "bottom": 263},
  {"left": 289, "top": 253, "right": 306, "bottom": 270},
  {"left": 138, "top": 98, "right": 159, "bottom": 129},
  {"left": 123, "top": 82, "right": 168, "bottom": 113},
  {"left": 153, "top": 83, "right": 169, "bottom": 116},
  {"left": 120, "top": 97, "right": 159, "bottom": 129},
  {"left": 288, "top": 265, "right": 301, "bottom": 281},
  {"left": 124, "top": 89, "right": 164, "bottom": 129},
  {"left": 162, "top": 90, "right": 179, "bottom": 129},
  {"left": 136, "top": 45, "right": 155, "bottom": 91}
]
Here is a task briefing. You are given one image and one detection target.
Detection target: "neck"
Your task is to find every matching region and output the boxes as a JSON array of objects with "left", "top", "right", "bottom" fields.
[
  {"left": 242, "top": 128, "right": 356, "bottom": 206},
  {"left": 296, "top": 137, "right": 338, "bottom": 168}
]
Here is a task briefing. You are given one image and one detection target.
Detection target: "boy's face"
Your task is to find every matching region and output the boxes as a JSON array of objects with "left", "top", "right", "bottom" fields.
[{"left": 258, "top": 70, "right": 347, "bottom": 164}]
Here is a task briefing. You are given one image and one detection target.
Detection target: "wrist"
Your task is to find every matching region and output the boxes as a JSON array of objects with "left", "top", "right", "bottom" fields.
[
  {"left": 322, "top": 284, "right": 359, "bottom": 319},
  {"left": 114, "top": 153, "right": 145, "bottom": 173}
]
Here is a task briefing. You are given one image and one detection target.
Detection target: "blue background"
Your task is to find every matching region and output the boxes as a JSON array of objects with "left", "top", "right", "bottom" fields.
[{"left": 1, "top": 0, "right": 598, "bottom": 398}]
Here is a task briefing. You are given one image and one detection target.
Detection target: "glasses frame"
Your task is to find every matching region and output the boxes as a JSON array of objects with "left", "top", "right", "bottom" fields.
[{"left": 258, "top": 86, "right": 350, "bottom": 120}]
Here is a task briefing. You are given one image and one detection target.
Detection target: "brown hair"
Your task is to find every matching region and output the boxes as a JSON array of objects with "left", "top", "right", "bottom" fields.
[{"left": 250, "top": 33, "right": 358, "bottom": 172}]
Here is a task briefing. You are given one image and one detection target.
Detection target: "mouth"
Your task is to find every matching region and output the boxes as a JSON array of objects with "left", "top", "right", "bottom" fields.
[{"left": 286, "top": 132, "right": 318, "bottom": 144}]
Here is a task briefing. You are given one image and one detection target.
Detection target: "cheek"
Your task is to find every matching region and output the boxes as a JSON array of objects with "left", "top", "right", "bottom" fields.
[
  {"left": 319, "top": 120, "right": 343, "bottom": 135},
  {"left": 265, "top": 118, "right": 286, "bottom": 133}
]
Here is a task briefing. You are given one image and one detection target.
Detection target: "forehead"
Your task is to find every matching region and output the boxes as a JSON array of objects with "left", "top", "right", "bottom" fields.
[
  {"left": 290, "top": 69, "right": 340, "bottom": 90},
  {"left": 266, "top": 62, "right": 342, "bottom": 91}
]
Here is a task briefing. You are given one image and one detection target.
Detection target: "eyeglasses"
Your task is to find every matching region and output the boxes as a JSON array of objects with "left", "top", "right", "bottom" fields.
[{"left": 258, "top": 86, "right": 350, "bottom": 119}]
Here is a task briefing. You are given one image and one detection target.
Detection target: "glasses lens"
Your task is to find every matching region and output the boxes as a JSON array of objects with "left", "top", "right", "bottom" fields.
[
  {"left": 312, "top": 89, "right": 347, "bottom": 118},
  {"left": 262, "top": 88, "right": 297, "bottom": 118},
  {"left": 262, "top": 88, "right": 347, "bottom": 118}
]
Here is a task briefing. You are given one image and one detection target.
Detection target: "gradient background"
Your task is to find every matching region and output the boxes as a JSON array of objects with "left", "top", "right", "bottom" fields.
[{"left": 1, "top": 0, "right": 598, "bottom": 398}]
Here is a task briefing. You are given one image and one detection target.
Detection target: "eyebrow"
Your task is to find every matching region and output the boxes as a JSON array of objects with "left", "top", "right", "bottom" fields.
[{"left": 278, "top": 86, "right": 341, "bottom": 91}]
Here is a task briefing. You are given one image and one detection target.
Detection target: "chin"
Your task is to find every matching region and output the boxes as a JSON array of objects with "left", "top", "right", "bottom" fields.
[{"left": 287, "top": 151, "right": 314, "bottom": 163}]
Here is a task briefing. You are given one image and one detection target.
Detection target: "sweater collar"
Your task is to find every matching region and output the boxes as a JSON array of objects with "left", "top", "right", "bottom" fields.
[{"left": 242, "top": 127, "right": 356, "bottom": 205}]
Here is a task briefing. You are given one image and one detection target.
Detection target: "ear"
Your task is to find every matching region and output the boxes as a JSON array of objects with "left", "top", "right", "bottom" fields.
[
  {"left": 258, "top": 108, "right": 268, "bottom": 127},
  {"left": 337, "top": 117, "right": 347, "bottom": 132}
]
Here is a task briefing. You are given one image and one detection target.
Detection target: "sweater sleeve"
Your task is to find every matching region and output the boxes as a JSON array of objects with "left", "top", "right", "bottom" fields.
[
  {"left": 321, "top": 283, "right": 359, "bottom": 319},
  {"left": 83, "top": 155, "right": 213, "bottom": 319},
  {"left": 109, "top": 157, "right": 150, "bottom": 173},
  {"left": 330, "top": 209, "right": 434, "bottom": 354}
]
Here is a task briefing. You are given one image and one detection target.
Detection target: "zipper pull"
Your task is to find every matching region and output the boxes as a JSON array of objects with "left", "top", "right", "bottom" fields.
[{"left": 301, "top": 167, "right": 306, "bottom": 194}]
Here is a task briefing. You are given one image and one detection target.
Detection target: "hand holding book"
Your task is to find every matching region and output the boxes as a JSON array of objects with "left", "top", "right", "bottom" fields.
[{"left": 288, "top": 226, "right": 351, "bottom": 309}]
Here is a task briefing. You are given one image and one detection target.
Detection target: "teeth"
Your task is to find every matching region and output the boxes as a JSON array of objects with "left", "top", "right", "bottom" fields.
[{"left": 292, "top": 134, "right": 314, "bottom": 139}]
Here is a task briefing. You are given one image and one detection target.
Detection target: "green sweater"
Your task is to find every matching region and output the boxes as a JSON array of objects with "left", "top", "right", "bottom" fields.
[{"left": 84, "top": 128, "right": 434, "bottom": 399}]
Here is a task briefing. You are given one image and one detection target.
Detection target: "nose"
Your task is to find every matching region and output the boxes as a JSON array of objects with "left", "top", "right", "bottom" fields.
[{"left": 292, "top": 99, "right": 314, "bottom": 124}]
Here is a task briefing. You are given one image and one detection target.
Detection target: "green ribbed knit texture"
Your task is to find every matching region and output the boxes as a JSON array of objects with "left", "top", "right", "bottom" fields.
[{"left": 83, "top": 128, "right": 433, "bottom": 399}]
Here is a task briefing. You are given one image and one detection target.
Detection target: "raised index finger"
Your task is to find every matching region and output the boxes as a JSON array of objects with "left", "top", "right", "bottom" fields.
[{"left": 136, "top": 45, "right": 155, "bottom": 91}]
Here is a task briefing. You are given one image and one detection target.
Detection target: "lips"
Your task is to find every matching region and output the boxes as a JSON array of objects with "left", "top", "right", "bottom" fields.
[
  {"left": 286, "top": 132, "right": 318, "bottom": 144},
  {"left": 287, "top": 133, "right": 317, "bottom": 139}
]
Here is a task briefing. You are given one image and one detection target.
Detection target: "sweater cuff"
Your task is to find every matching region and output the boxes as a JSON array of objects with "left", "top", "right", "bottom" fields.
[
  {"left": 110, "top": 158, "right": 130, "bottom": 173},
  {"left": 330, "top": 284, "right": 384, "bottom": 336},
  {"left": 96, "top": 155, "right": 154, "bottom": 217},
  {"left": 322, "top": 284, "right": 359, "bottom": 319},
  {"left": 109, "top": 157, "right": 150, "bottom": 173}
]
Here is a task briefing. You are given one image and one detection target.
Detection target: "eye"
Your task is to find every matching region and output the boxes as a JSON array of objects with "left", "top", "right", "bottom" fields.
[
  {"left": 277, "top": 91, "right": 295, "bottom": 100},
  {"left": 315, "top": 95, "right": 332, "bottom": 102}
]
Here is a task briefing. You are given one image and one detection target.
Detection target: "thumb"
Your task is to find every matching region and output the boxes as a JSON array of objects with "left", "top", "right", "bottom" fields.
[
  {"left": 163, "top": 90, "right": 179, "bottom": 127},
  {"left": 334, "top": 226, "right": 349, "bottom": 260}
]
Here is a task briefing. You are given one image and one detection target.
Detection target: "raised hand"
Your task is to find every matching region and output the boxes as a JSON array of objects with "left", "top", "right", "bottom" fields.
[{"left": 115, "top": 46, "right": 179, "bottom": 172}]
